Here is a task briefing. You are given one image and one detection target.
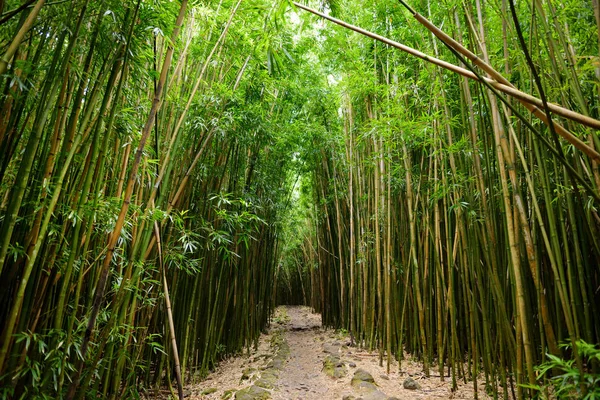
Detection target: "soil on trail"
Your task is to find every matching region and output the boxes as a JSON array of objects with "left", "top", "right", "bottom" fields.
[{"left": 184, "top": 306, "right": 492, "bottom": 400}]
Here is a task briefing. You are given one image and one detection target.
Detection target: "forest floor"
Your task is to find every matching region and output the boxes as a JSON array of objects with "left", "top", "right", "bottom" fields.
[{"left": 175, "top": 306, "right": 493, "bottom": 400}]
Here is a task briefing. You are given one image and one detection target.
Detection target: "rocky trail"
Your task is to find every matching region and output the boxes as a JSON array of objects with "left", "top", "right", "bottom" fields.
[{"left": 183, "top": 306, "right": 490, "bottom": 400}]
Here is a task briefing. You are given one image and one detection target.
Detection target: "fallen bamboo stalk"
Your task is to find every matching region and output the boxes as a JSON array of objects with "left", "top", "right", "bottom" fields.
[{"left": 293, "top": 2, "right": 600, "bottom": 161}]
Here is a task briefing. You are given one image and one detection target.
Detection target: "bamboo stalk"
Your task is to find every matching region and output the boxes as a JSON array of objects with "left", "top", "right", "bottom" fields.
[
  {"left": 0, "top": 0, "right": 46, "bottom": 76},
  {"left": 65, "top": 2, "right": 189, "bottom": 397},
  {"left": 154, "top": 220, "right": 184, "bottom": 400},
  {"left": 293, "top": 2, "right": 600, "bottom": 146}
]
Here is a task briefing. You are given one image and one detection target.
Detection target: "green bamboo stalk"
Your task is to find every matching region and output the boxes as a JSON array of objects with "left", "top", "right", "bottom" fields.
[{"left": 65, "top": 2, "right": 189, "bottom": 397}]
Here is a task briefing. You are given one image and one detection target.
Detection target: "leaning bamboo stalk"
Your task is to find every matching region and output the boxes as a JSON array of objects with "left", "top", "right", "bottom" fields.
[
  {"left": 0, "top": 6, "right": 89, "bottom": 298},
  {"left": 395, "top": 0, "right": 599, "bottom": 158},
  {"left": 474, "top": 1, "right": 537, "bottom": 383},
  {"left": 292, "top": 1, "right": 597, "bottom": 130},
  {"left": 443, "top": 8, "right": 600, "bottom": 203},
  {"left": 0, "top": 135, "right": 83, "bottom": 374},
  {"left": 402, "top": 141, "right": 429, "bottom": 376},
  {"left": 65, "top": 2, "right": 188, "bottom": 398},
  {"left": 0, "top": 61, "right": 63, "bottom": 277},
  {"left": 153, "top": 220, "right": 184, "bottom": 400},
  {"left": 385, "top": 147, "right": 392, "bottom": 373},
  {"left": 292, "top": 2, "right": 600, "bottom": 154},
  {"left": 148, "top": 0, "right": 242, "bottom": 208},
  {"left": 0, "top": 0, "right": 46, "bottom": 76},
  {"left": 508, "top": 1, "right": 587, "bottom": 387},
  {"left": 143, "top": 55, "right": 250, "bottom": 259},
  {"left": 345, "top": 97, "right": 356, "bottom": 345}
]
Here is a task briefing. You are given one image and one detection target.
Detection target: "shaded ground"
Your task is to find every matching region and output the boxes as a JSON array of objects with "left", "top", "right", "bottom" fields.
[{"left": 183, "top": 306, "right": 495, "bottom": 400}]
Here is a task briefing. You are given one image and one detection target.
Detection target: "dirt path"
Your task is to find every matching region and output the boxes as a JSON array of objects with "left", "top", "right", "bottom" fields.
[
  {"left": 270, "top": 308, "right": 331, "bottom": 399},
  {"left": 185, "top": 306, "right": 491, "bottom": 400}
]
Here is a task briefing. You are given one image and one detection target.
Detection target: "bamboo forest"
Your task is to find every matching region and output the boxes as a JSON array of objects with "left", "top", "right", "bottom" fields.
[{"left": 1, "top": 0, "right": 600, "bottom": 399}]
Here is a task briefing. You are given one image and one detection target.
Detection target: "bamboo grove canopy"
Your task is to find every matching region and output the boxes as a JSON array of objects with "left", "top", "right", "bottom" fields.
[{"left": 0, "top": 0, "right": 599, "bottom": 399}]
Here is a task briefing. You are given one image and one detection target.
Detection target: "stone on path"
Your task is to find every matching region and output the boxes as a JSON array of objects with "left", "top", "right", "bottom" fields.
[
  {"left": 266, "top": 355, "right": 286, "bottom": 370},
  {"left": 254, "top": 369, "right": 278, "bottom": 389},
  {"left": 323, "top": 354, "right": 348, "bottom": 379},
  {"left": 402, "top": 377, "right": 421, "bottom": 390},
  {"left": 350, "top": 369, "right": 389, "bottom": 400},
  {"left": 351, "top": 368, "right": 375, "bottom": 385},
  {"left": 235, "top": 385, "right": 271, "bottom": 400}
]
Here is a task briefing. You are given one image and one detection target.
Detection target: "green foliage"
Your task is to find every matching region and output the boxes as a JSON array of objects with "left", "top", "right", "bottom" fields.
[
  {"left": 3, "top": 329, "right": 80, "bottom": 398},
  {"left": 1, "top": 0, "right": 600, "bottom": 397},
  {"left": 522, "top": 341, "right": 600, "bottom": 400}
]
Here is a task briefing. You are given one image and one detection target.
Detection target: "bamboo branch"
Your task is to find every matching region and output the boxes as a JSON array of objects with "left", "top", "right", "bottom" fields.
[
  {"left": 293, "top": 2, "right": 600, "bottom": 160},
  {"left": 394, "top": 1, "right": 600, "bottom": 159}
]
